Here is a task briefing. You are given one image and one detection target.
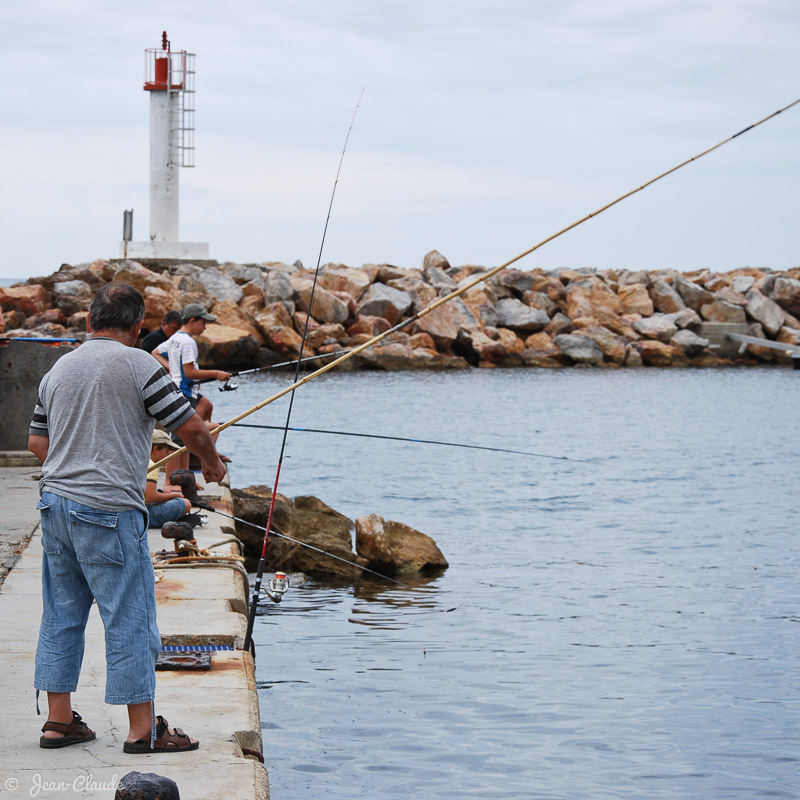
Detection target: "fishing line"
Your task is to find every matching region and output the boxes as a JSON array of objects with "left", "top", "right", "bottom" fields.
[
  {"left": 206, "top": 506, "right": 408, "bottom": 587},
  {"left": 231, "top": 422, "right": 589, "bottom": 462},
  {"left": 242, "top": 88, "right": 366, "bottom": 652},
  {"left": 149, "top": 95, "right": 800, "bottom": 471}
]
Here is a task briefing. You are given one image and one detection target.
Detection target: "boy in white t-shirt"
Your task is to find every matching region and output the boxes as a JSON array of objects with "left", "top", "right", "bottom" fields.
[{"left": 154, "top": 303, "right": 231, "bottom": 475}]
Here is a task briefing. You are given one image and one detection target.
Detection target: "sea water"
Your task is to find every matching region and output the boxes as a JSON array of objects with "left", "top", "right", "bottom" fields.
[{"left": 213, "top": 367, "right": 800, "bottom": 800}]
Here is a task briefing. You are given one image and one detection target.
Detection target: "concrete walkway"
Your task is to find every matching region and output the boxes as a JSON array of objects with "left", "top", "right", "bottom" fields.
[{"left": 0, "top": 464, "right": 269, "bottom": 799}]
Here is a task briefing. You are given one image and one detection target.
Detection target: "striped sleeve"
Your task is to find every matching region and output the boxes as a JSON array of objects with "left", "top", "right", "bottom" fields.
[
  {"left": 143, "top": 365, "right": 195, "bottom": 430},
  {"left": 29, "top": 396, "right": 49, "bottom": 438}
]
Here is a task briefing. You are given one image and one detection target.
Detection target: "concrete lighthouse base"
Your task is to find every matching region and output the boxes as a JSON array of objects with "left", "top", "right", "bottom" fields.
[{"left": 122, "top": 240, "right": 210, "bottom": 260}]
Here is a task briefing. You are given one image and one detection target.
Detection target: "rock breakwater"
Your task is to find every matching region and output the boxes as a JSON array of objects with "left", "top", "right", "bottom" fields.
[{"left": 3, "top": 253, "right": 799, "bottom": 368}]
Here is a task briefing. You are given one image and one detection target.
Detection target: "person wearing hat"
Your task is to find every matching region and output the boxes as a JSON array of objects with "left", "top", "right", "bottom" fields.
[
  {"left": 153, "top": 304, "right": 231, "bottom": 477},
  {"left": 144, "top": 429, "right": 192, "bottom": 528}
]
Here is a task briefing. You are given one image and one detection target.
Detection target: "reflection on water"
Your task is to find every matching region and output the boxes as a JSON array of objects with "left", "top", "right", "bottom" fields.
[{"left": 216, "top": 368, "right": 800, "bottom": 799}]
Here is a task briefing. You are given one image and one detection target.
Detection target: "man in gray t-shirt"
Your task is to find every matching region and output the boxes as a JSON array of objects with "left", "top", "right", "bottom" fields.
[{"left": 28, "top": 282, "right": 226, "bottom": 753}]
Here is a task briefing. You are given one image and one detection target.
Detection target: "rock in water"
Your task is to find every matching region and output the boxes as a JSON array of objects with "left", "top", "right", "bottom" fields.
[
  {"left": 355, "top": 513, "right": 448, "bottom": 575},
  {"left": 232, "top": 486, "right": 366, "bottom": 578}
]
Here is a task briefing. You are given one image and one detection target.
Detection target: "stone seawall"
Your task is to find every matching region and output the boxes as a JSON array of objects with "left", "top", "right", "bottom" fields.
[{"left": 2, "top": 251, "right": 799, "bottom": 368}]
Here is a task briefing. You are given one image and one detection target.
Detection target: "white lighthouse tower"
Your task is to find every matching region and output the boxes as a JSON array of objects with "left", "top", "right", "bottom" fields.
[{"left": 123, "top": 32, "right": 209, "bottom": 260}]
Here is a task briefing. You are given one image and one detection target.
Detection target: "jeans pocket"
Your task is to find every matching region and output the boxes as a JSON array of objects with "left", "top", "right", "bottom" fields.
[
  {"left": 70, "top": 510, "right": 124, "bottom": 567},
  {"left": 37, "top": 499, "right": 62, "bottom": 556}
]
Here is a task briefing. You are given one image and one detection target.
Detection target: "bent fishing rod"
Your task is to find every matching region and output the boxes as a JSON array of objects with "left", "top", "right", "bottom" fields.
[
  {"left": 193, "top": 350, "right": 350, "bottom": 391},
  {"left": 231, "top": 422, "right": 589, "bottom": 462},
  {"left": 151, "top": 95, "right": 800, "bottom": 480},
  {"left": 237, "top": 89, "right": 366, "bottom": 651}
]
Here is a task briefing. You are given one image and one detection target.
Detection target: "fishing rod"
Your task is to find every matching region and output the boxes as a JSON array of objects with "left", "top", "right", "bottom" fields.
[
  {"left": 205, "top": 506, "right": 408, "bottom": 588},
  {"left": 192, "top": 350, "right": 350, "bottom": 391},
  {"left": 231, "top": 422, "right": 589, "bottom": 462},
  {"left": 240, "top": 89, "right": 366, "bottom": 652},
  {"left": 150, "top": 96, "right": 800, "bottom": 477}
]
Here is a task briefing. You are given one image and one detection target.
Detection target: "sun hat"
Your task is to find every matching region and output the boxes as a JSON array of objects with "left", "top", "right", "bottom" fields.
[
  {"left": 181, "top": 303, "right": 216, "bottom": 322},
  {"left": 151, "top": 429, "right": 181, "bottom": 451}
]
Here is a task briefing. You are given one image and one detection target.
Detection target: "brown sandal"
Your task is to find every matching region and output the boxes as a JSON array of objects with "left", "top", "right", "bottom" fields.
[
  {"left": 40, "top": 711, "right": 96, "bottom": 749},
  {"left": 123, "top": 715, "right": 199, "bottom": 753}
]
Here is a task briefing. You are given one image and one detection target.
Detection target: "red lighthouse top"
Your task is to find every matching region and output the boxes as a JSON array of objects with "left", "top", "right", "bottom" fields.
[{"left": 144, "top": 31, "right": 187, "bottom": 91}]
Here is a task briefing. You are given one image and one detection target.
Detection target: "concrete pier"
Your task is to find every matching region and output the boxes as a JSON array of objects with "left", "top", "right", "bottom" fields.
[{"left": 0, "top": 465, "right": 269, "bottom": 799}]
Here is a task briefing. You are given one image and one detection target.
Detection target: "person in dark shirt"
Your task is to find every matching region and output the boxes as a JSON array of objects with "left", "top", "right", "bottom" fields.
[{"left": 140, "top": 311, "right": 181, "bottom": 353}]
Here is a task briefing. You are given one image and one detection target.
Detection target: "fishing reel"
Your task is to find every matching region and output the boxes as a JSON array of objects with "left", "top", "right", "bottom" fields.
[
  {"left": 218, "top": 380, "right": 239, "bottom": 392},
  {"left": 263, "top": 571, "right": 289, "bottom": 603}
]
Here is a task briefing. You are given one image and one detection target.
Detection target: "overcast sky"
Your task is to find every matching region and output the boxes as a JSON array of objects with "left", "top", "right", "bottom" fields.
[{"left": 2, "top": 0, "right": 798, "bottom": 281}]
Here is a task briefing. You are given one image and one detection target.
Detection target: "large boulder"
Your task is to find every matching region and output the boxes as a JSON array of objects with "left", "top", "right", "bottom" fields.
[
  {"left": 357, "top": 284, "right": 412, "bottom": 325},
  {"left": 670, "top": 328, "right": 709, "bottom": 356},
  {"left": 210, "top": 298, "right": 264, "bottom": 343},
  {"left": 462, "top": 284, "right": 500, "bottom": 327},
  {"left": 494, "top": 269, "right": 537, "bottom": 296},
  {"left": 632, "top": 340, "right": 682, "bottom": 366},
  {"left": 318, "top": 264, "right": 372, "bottom": 300},
  {"left": 355, "top": 513, "right": 447, "bottom": 575},
  {"left": 580, "top": 326, "right": 627, "bottom": 364},
  {"left": 262, "top": 325, "right": 312, "bottom": 360},
  {"left": 745, "top": 288, "right": 785, "bottom": 336},
  {"left": 663, "top": 307, "right": 701, "bottom": 329},
  {"left": 648, "top": 278, "right": 685, "bottom": 314},
  {"left": 422, "top": 250, "right": 451, "bottom": 271},
  {"left": 632, "top": 314, "right": 678, "bottom": 343},
  {"left": 617, "top": 283, "right": 654, "bottom": 317},
  {"left": 294, "top": 280, "right": 349, "bottom": 325},
  {"left": 53, "top": 279, "right": 92, "bottom": 300},
  {"left": 771, "top": 277, "right": 800, "bottom": 317},
  {"left": 673, "top": 276, "right": 713, "bottom": 313},
  {"left": 565, "top": 277, "right": 621, "bottom": 328},
  {"left": 305, "top": 323, "right": 346, "bottom": 350},
  {"left": 232, "top": 487, "right": 366, "bottom": 578},
  {"left": 732, "top": 275, "right": 756, "bottom": 293},
  {"left": 388, "top": 277, "right": 437, "bottom": 310},
  {"left": 522, "top": 290, "right": 558, "bottom": 318},
  {"left": 701, "top": 299, "right": 747, "bottom": 324},
  {"left": 221, "top": 262, "right": 264, "bottom": 285},
  {"left": 264, "top": 270, "right": 294, "bottom": 304},
  {"left": 196, "top": 324, "right": 261, "bottom": 367},
  {"left": 142, "top": 286, "right": 183, "bottom": 332},
  {"left": 253, "top": 302, "right": 294, "bottom": 337},
  {"left": 494, "top": 298, "right": 548, "bottom": 332},
  {"left": 544, "top": 312, "right": 573, "bottom": 337},
  {"left": 553, "top": 334, "right": 604, "bottom": 365},
  {"left": 196, "top": 267, "right": 244, "bottom": 304},
  {"left": 113, "top": 261, "right": 174, "bottom": 293},
  {"left": 715, "top": 287, "right": 748, "bottom": 307},
  {"left": 0, "top": 284, "right": 51, "bottom": 317},
  {"left": 358, "top": 342, "right": 418, "bottom": 370},
  {"left": 346, "top": 315, "right": 392, "bottom": 337},
  {"left": 457, "top": 328, "right": 524, "bottom": 366},
  {"left": 422, "top": 266, "right": 458, "bottom": 292}
]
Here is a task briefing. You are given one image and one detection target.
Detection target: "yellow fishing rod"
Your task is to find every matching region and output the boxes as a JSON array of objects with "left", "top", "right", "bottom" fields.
[{"left": 152, "top": 95, "right": 800, "bottom": 476}]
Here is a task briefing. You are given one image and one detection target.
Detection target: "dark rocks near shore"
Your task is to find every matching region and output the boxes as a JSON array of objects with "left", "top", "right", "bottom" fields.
[
  {"left": 231, "top": 486, "right": 447, "bottom": 579},
  {"left": 3, "top": 255, "right": 800, "bottom": 368}
]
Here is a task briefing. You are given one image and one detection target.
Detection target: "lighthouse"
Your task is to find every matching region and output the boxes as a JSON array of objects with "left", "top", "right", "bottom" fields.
[{"left": 123, "top": 32, "right": 209, "bottom": 260}]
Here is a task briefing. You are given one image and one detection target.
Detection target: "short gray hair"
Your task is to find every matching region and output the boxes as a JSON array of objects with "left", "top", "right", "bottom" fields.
[{"left": 88, "top": 283, "right": 145, "bottom": 332}]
